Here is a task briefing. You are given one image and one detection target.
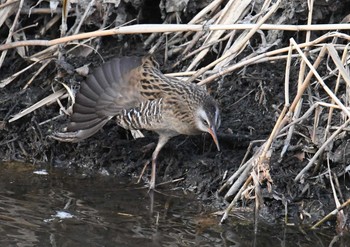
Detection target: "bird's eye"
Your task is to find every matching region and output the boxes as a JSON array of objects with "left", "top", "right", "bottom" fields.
[{"left": 202, "top": 120, "right": 209, "bottom": 127}]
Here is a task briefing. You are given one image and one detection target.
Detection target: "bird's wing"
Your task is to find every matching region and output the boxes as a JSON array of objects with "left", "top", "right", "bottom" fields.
[{"left": 55, "top": 56, "right": 147, "bottom": 142}]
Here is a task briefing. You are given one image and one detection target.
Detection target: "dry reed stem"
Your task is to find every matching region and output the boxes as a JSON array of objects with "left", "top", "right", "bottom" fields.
[
  {"left": 186, "top": 0, "right": 252, "bottom": 71},
  {"left": 323, "top": 45, "right": 349, "bottom": 148},
  {"left": 218, "top": 139, "right": 266, "bottom": 196},
  {"left": 295, "top": 118, "right": 350, "bottom": 181},
  {"left": 28, "top": 45, "right": 58, "bottom": 61},
  {"left": 198, "top": 32, "right": 350, "bottom": 85},
  {"left": 290, "top": 41, "right": 350, "bottom": 181},
  {"left": 40, "top": 14, "right": 61, "bottom": 36},
  {"left": 8, "top": 89, "right": 65, "bottom": 123},
  {"left": 172, "top": 53, "right": 301, "bottom": 78},
  {"left": 311, "top": 198, "right": 350, "bottom": 229},
  {"left": 327, "top": 157, "right": 345, "bottom": 229},
  {"left": 220, "top": 174, "right": 253, "bottom": 224},
  {"left": 23, "top": 59, "right": 52, "bottom": 89},
  {"left": 189, "top": 0, "right": 223, "bottom": 25},
  {"left": 260, "top": 106, "right": 289, "bottom": 160},
  {"left": 219, "top": 150, "right": 252, "bottom": 194},
  {"left": 0, "top": 0, "right": 23, "bottom": 68},
  {"left": 222, "top": 37, "right": 350, "bottom": 209},
  {"left": 327, "top": 44, "right": 350, "bottom": 86},
  {"left": 0, "top": 0, "right": 18, "bottom": 29},
  {"left": 0, "top": 0, "right": 19, "bottom": 9},
  {"left": 74, "top": 0, "right": 95, "bottom": 35},
  {"left": 280, "top": 45, "right": 327, "bottom": 157},
  {"left": 283, "top": 0, "right": 314, "bottom": 155},
  {"left": 279, "top": 43, "right": 293, "bottom": 156},
  {"left": 214, "top": 0, "right": 277, "bottom": 69},
  {"left": 187, "top": 0, "right": 281, "bottom": 80},
  {"left": 289, "top": 45, "right": 327, "bottom": 112},
  {"left": 11, "top": 30, "right": 27, "bottom": 58},
  {"left": 223, "top": 157, "right": 254, "bottom": 200},
  {"left": 171, "top": 0, "right": 227, "bottom": 48},
  {"left": 173, "top": 33, "right": 232, "bottom": 68},
  {"left": 165, "top": 0, "right": 222, "bottom": 46},
  {"left": 292, "top": 41, "right": 350, "bottom": 117},
  {"left": 279, "top": 102, "right": 347, "bottom": 136},
  {"left": 0, "top": 60, "right": 40, "bottom": 88},
  {"left": 281, "top": 44, "right": 326, "bottom": 153},
  {"left": 2, "top": 24, "right": 350, "bottom": 53},
  {"left": 223, "top": 143, "right": 267, "bottom": 200},
  {"left": 242, "top": 41, "right": 306, "bottom": 161},
  {"left": 251, "top": 168, "right": 263, "bottom": 211}
]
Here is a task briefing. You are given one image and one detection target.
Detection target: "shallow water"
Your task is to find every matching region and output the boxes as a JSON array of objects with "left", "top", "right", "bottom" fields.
[{"left": 0, "top": 162, "right": 348, "bottom": 247}]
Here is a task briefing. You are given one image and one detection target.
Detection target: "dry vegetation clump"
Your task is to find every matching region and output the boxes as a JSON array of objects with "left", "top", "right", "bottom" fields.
[{"left": 1, "top": 0, "right": 350, "bottom": 232}]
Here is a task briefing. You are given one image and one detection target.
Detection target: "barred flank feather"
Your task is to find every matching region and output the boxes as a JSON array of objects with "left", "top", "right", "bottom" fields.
[{"left": 116, "top": 98, "right": 163, "bottom": 130}]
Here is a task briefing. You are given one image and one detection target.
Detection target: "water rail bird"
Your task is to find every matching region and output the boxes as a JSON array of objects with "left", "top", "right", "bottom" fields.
[{"left": 53, "top": 56, "right": 220, "bottom": 189}]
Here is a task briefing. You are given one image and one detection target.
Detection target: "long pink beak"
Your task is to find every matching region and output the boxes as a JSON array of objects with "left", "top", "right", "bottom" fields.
[{"left": 208, "top": 127, "right": 220, "bottom": 151}]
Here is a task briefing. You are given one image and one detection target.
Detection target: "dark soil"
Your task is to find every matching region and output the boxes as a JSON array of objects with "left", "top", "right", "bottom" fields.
[{"left": 1, "top": 0, "right": 350, "bottom": 229}]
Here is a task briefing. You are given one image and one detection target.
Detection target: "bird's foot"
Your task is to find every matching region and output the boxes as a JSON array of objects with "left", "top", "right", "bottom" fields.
[
  {"left": 149, "top": 172, "right": 156, "bottom": 190},
  {"left": 136, "top": 159, "right": 150, "bottom": 185},
  {"left": 136, "top": 158, "right": 157, "bottom": 190}
]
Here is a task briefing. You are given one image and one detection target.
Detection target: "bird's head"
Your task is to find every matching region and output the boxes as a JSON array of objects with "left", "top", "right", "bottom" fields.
[{"left": 195, "top": 97, "right": 221, "bottom": 151}]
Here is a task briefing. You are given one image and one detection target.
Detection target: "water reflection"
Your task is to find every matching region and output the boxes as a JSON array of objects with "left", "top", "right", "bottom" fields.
[{"left": 0, "top": 162, "right": 348, "bottom": 246}]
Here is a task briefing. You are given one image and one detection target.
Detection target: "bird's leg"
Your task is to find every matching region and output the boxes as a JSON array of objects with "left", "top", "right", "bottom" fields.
[
  {"left": 137, "top": 160, "right": 151, "bottom": 184},
  {"left": 136, "top": 142, "right": 157, "bottom": 184},
  {"left": 149, "top": 135, "right": 170, "bottom": 190}
]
